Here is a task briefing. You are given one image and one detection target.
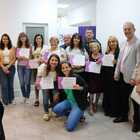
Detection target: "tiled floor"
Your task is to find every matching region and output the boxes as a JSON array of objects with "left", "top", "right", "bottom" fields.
[{"left": 3, "top": 97, "right": 139, "bottom": 140}]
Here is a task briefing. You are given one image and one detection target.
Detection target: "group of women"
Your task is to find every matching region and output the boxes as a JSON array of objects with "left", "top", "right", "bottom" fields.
[{"left": 0, "top": 32, "right": 121, "bottom": 133}]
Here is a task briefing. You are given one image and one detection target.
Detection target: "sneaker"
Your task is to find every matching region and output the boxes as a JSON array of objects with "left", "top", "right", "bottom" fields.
[
  {"left": 43, "top": 113, "right": 50, "bottom": 121},
  {"left": 21, "top": 98, "right": 26, "bottom": 104},
  {"left": 25, "top": 98, "right": 30, "bottom": 104},
  {"left": 34, "top": 100, "right": 39, "bottom": 107},
  {"left": 12, "top": 100, "right": 16, "bottom": 105}
]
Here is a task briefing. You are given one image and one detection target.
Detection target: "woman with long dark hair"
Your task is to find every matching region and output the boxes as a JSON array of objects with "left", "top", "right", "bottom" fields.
[
  {"left": 0, "top": 33, "right": 16, "bottom": 105},
  {"left": 53, "top": 62, "right": 88, "bottom": 131}
]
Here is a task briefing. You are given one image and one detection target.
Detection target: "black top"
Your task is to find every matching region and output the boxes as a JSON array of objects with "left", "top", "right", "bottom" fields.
[
  {"left": 59, "top": 74, "right": 88, "bottom": 111},
  {"left": 0, "top": 101, "right": 5, "bottom": 140}
]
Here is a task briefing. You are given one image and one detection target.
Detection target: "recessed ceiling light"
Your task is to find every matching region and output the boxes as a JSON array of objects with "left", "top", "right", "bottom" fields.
[{"left": 57, "top": 4, "right": 69, "bottom": 9}]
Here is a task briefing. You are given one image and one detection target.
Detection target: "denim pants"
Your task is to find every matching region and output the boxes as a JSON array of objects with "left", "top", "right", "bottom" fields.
[
  {"left": 17, "top": 65, "right": 31, "bottom": 98},
  {"left": 42, "top": 89, "right": 58, "bottom": 113},
  {"left": 0, "top": 65, "right": 15, "bottom": 105},
  {"left": 53, "top": 100, "right": 84, "bottom": 131}
]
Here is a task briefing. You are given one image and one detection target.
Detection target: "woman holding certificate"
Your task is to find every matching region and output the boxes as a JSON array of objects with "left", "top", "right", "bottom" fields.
[
  {"left": 86, "top": 42, "right": 103, "bottom": 115},
  {"left": 66, "top": 33, "right": 88, "bottom": 80},
  {"left": 41, "top": 36, "right": 67, "bottom": 63},
  {"left": 0, "top": 34, "right": 16, "bottom": 105},
  {"left": 16, "top": 32, "right": 32, "bottom": 104},
  {"left": 39, "top": 54, "right": 60, "bottom": 121},
  {"left": 31, "top": 34, "right": 44, "bottom": 107},
  {"left": 53, "top": 62, "right": 88, "bottom": 132},
  {"left": 101, "top": 36, "right": 120, "bottom": 117}
]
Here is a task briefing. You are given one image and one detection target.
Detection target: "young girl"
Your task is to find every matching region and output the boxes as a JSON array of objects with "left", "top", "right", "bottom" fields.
[
  {"left": 101, "top": 36, "right": 120, "bottom": 117},
  {"left": 0, "top": 33, "right": 16, "bottom": 105},
  {"left": 87, "top": 42, "right": 103, "bottom": 115},
  {"left": 31, "top": 34, "right": 44, "bottom": 107},
  {"left": 39, "top": 54, "right": 60, "bottom": 121},
  {"left": 53, "top": 62, "right": 88, "bottom": 132},
  {"left": 16, "top": 32, "right": 32, "bottom": 104}
]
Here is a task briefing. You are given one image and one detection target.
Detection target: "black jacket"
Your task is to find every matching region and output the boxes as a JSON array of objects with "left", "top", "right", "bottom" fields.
[
  {"left": 0, "top": 101, "right": 5, "bottom": 140},
  {"left": 59, "top": 74, "right": 88, "bottom": 111}
]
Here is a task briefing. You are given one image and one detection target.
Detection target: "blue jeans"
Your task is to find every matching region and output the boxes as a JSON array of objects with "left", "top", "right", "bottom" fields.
[
  {"left": 0, "top": 65, "right": 15, "bottom": 105},
  {"left": 42, "top": 89, "right": 58, "bottom": 113},
  {"left": 53, "top": 100, "right": 84, "bottom": 131},
  {"left": 17, "top": 65, "right": 31, "bottom": 98}
]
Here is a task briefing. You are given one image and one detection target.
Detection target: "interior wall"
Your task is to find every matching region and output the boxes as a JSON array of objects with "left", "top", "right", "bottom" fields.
[
  {"left": 0, "top": 0, "right": 57, "bottom": 45},
  {"left": 96, "top": 0, "right": 140, "bottom": 52},
  {"left": 57, "top": 0, "right": 97, "bottom": 36}
]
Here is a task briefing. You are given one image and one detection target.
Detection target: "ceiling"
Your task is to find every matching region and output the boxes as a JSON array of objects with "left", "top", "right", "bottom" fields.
[{"left": 58, "top": 0, "right": 93, "bottom": 17}]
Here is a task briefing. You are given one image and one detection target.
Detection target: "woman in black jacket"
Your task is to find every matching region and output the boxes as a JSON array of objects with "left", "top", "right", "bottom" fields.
[
  {"left": 53, "top": 62, "right": 88, "bottom": 131},
  {"left": 0, "top": 101, "right": 5, "bottom": 140}
]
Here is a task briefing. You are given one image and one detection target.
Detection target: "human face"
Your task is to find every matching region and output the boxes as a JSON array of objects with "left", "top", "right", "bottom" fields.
[
  {"left": 2, "top": 36, "right": 9, "bottom": 46},
  {"left": 108, "top": 37, "right": 117, "bottom": 50},
  {"left": 85, "top": 30, "right": 94, "bottom": 40},
  {"left": 123, "top": 23, "right": 135, "bottom": 41},
  {"left": 89, "top": 43, "right": 99, "bottom": 54},
  {"left": 20, "top": 36, "right": 27, "bottom": 43},
  {"left": 63, "top": 35, "right": 71, "bottom": 45},
  {"left": 36, "top": 36, "right": 42, "bottom": 47},
  {"left": 61, "top": 63, "right": 71, "bottom": 77},
  {"left": 49, "top": 56, "right": 59, "bottom": 69},
  {"left": 73, "top": 36, "right": 80, "bottom": 46},
  {"left": 50, "top": 37, "right": 59, "bottom": 48}
]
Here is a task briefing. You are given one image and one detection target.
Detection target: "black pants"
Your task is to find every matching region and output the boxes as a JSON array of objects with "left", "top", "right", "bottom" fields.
[
  {"left": 132, "top": 99, "right": 140, "bottom": 126},
  {"left": 116, "top": 73, "right": 134, "bottom": 118},
  {"left": 0, "top": 101, "right": 5, "bottom": 140}
]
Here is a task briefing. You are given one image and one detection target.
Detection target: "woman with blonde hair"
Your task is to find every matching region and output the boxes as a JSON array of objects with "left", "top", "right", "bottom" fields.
[{"left": 101, "top": 36, "right": 120, "bottom": 117}]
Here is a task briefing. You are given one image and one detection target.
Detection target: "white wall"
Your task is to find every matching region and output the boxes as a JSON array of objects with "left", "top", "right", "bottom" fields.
[
  {"left": 0, "top": 0, "right": 57, "bottom": 45},
  {"left": 0, "top": 0, "right": 57, "bottom": 95},
  {"left": 96, "top": 0, "right": 140, "bottom": 52},
  {"left": 66, "top": 1, "right": 96, "bottom": 26},
  {"left": 57, "top": 0, "right": 96, "bottom": 36}
]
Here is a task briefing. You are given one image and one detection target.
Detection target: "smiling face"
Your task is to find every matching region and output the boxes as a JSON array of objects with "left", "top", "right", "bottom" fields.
[
  {"left": 49, "top": 56, "right": 59, "bottom": 69},
  {"left": 35, "top": 35, "right": 42, "bottom": 47},
  {"left": 61, "top": 63, "right": 72, "bottom": 77},
  {"left": 50, "top": 37, "right": 59, "bottom": 49},
  {"left": 2, "top": 35, "right": 9, "bottom": 46},
  {"left": 123, "top": 22, "right": 135, "bottom": 41},
  {"left": 108, "top": 36, "right": 118, "bottom": 51},
  {"left": 89, "top": 42, "right": 100, "bottom": 54},
  {"left": 73, "top": 36, "right": 80, "bottom": 46}
]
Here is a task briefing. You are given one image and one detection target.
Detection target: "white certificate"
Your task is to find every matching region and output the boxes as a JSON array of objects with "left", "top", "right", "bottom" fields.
[
  {"left": 69, "top": 54, "right": 85, "bottom": 66},
  {"left": 58, "top": 77, "right": 76, "bottom": 89},
  {"left": 19, "top": 48, "right": 30, "bottom": 58},
  {"left": 85, "top": 61, "right": 101, "bottom": 74},
  {"left": 102, "top": 54, "right": 114, "bottom": 67},
  {"left": 28, "top": 59, "right": 39, "bottom": 69},
  {"left": 131, "top": 86, "right": 140, "bottom": 105},
  {"left": 40, "top": 76, "right": 54, "bottom": 89}
]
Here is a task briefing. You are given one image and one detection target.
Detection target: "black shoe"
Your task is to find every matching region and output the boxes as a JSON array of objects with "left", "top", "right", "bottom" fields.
[
  {"left": 113, "top": 117, "right": 128, "bottom": 123},
  {"left": 132, "top": 124, "right": 140, "bottom": 132}
]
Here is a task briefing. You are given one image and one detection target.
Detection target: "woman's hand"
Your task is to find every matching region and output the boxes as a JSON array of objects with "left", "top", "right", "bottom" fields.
[
  {"left": 73, "top": 84, "right": 81, "bottom": 90},
  {"left": 129, "top": 79, "right": 136, "bottom": 85},
  {"left": 136, "top": 80, "right": 140, "bottom": 85}
]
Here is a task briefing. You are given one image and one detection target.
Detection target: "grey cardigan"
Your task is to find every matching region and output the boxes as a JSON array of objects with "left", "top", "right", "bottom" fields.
[{"left": 114, "top": 36, "right": 140, "bottom": 83}]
